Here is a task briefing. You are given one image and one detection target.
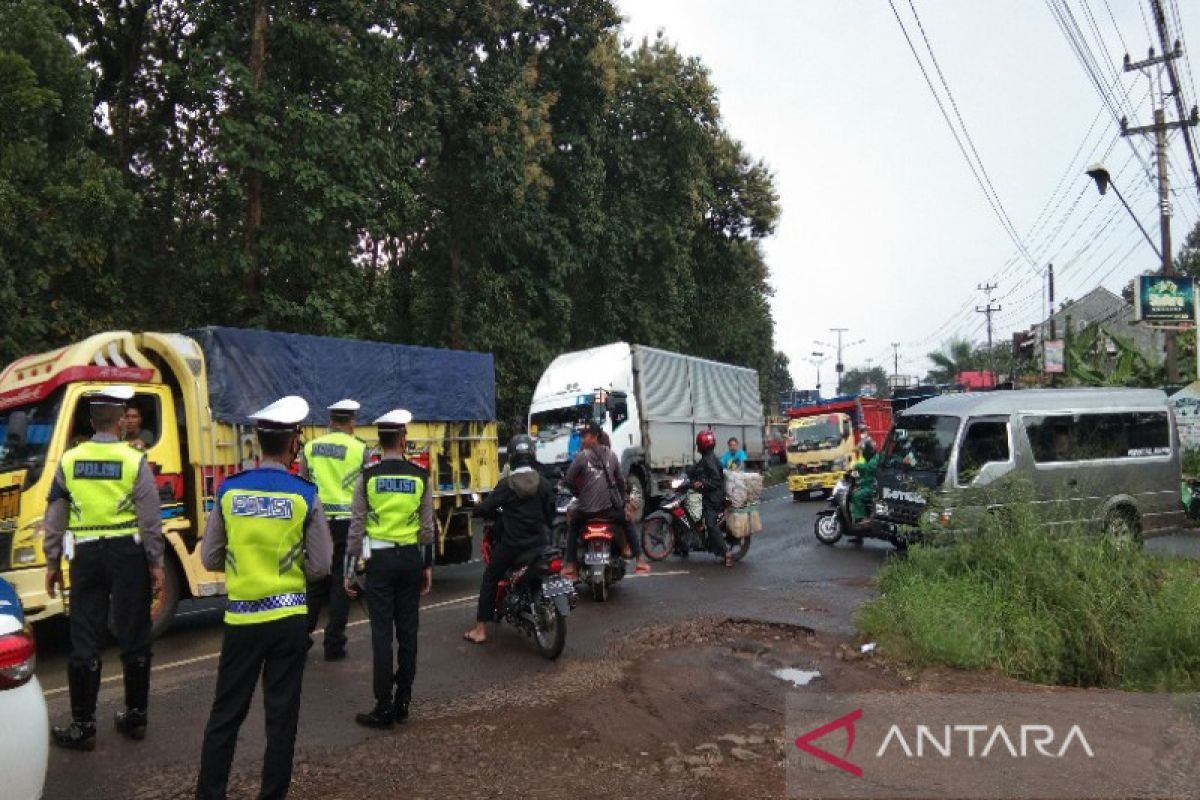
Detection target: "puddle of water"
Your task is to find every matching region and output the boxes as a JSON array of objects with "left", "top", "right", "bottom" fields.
[{"left": 772, "top": 668, "right": 821, "bottom": 687}]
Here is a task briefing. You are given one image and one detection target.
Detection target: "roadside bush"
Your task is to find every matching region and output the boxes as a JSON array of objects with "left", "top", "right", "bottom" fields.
[{"left": 857, "top": 507, "right": 1200, "bottom": 690}]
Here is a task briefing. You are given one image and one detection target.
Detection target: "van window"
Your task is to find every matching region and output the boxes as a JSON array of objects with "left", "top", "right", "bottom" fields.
[
  {"left": 957, "top": 420, "right": 1010, "bottom": 484},
  {"left": 1024, "top": 411, "right": 1170, "bottom": 463},
  {"left": 882, "top": 414, "right": 960, "bottom": 477}
]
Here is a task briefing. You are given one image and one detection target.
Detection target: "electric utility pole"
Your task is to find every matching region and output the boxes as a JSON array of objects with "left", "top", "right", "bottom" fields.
[
  {"left": 816, "top": 329, "right": 865, "bottom": 395},
  {"left": 1047, "top": 263, "right": 1058, "bottom": 387},
  {"left": 891, "top": 342, "right": 901, "bottom": 379},
  {"left": 975, "top": 283, "right": 1001, "bottom": 385},
  {"left": 1121, "top": 0, "right": 1199, "bottom": 384}
]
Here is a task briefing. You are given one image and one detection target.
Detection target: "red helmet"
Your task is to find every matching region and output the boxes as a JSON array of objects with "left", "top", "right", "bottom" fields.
[{"left": 696, "top": 430, "right": 717, "bottom": 452}]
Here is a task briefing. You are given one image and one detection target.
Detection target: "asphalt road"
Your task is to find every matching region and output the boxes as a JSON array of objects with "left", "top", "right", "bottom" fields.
[{"left": 31, "top": 486, "right": 1200, "bottom": 800}]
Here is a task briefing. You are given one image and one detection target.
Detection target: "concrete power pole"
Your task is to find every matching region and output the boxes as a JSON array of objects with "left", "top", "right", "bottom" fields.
[
  {"left": 1121, "top": 2, "right": 1199, "bottom": 383},
  {"left": 975, "top": 283, "right": 1001, "bottom": 385},
  {"left": 820, "top": 328, "right": 865, "bottom": 395},
  {"left": 891, "top": 342, "right": 901, "bottom": 379}
]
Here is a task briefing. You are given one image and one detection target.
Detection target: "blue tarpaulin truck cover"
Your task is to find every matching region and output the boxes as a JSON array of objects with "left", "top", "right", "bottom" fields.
[{"left": 184, "top": 327, "right": 496, "bottom": 425}]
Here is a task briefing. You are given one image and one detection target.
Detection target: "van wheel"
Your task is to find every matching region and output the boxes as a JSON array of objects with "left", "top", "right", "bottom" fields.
[{"left": 1103, "top": 508, "right": 1142, "bottom": 546}]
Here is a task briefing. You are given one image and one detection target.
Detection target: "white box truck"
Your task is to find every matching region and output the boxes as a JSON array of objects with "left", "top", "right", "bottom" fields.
[{"left": 529, "top": 342, "right": 765, "bottom": 516}]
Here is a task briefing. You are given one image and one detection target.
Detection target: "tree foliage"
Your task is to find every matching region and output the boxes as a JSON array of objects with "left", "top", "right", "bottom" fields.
[
  {"left": 840, "top": 365, "right": 890, "bottom": 398},
  {"left": 1, "top": 0, "right": 781, "bottom": 430}
]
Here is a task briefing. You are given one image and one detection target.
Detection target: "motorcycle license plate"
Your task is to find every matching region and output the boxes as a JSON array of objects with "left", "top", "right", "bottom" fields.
[
  {"left": 542, "top": 578, "right": 574, "bottom": 598},
  {"left": 583, "top": 551, "right": 609, "bottom": 565}
]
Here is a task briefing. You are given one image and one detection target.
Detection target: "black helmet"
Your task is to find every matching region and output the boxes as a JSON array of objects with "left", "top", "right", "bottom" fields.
[
  {"left": 862, "top": 440, "right": 877, "bottom": 460},
  {"left": 509, "top": 434, "right": 537, "bottom": 467}
]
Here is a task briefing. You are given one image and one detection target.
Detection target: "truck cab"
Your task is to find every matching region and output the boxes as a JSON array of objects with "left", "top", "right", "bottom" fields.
[{"left": 786, "top": 413, "right": 855, "bottom": 500}]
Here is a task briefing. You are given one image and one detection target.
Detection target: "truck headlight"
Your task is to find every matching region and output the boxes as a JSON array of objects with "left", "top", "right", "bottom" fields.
[{"left": 833, "top": 457, "right": 848, "bottom": 470}]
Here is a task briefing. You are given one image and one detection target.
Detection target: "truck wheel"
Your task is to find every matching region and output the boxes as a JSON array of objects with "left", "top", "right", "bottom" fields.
[
  {"left": 150, "top": 559, "right": 182, "bottom": 639},
  {"left": 625, "top": 472, "right": 647, "bottom": 523},
  {"left": 792, "top": 491, "right": 804, "bottom": 503}
]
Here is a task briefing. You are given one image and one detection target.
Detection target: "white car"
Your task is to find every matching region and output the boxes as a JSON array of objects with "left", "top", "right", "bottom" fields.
[{"left": 0, "top": 577, "right": 47, "bottom": 800}]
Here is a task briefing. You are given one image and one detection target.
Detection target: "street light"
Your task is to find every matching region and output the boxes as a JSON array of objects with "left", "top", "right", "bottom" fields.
[
  {"left": 1085, "top": 163, "right": 1163, "bottom": 259},
  {"left": 808, "top": 351, "right": 828, "bottom": 398}
]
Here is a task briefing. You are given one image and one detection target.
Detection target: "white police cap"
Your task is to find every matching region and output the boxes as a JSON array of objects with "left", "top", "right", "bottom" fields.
[
  {"left": 251, "top": 395, "right": 309, "bottom": 430},
  {"left": 375, "top": 409, "right": 413, "bottom": 429},
  {"left": 88, "top": 385, "right": 136, "bottom": 406},
  {"left": 328, "top": 399, "right": 360, "bottom": 413}
]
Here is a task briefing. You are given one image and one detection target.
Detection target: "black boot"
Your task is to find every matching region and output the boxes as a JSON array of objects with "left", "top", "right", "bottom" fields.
[
  {"left": 392, "top": 690, "right": 410, "bottom": 724},
  {"left": 114, "top": 656, "right": 150, "bottom": 740},
  {"left": 52, "top": 662, "right": 99, "bottom": 751},
  {"left": 354, "top": 701, "right": 394, "bottom": 730}
]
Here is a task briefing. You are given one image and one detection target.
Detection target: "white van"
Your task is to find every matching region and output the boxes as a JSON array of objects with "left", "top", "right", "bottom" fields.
[{"left": 873, "top": 388, "right": 1185, "bottom": 541}]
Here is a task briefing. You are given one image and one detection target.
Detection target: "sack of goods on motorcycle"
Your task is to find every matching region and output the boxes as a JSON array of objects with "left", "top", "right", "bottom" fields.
[
  {"left": 724, "top": 471, "right": 764, "bottom": 508},
  {"left": 685, "top": 491, "right": 705, "bottom": 520},
  {"left": 724, "top": 472, "right": 763, "bottom": 538}
]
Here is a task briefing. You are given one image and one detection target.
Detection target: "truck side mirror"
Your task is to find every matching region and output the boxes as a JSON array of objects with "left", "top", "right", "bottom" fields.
[{"left": 5, "top": 411, "right": 28, "bottom": 451}]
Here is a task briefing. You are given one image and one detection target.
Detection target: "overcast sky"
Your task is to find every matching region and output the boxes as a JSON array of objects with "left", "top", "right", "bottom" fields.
[{"left": 620, "top": 0, "right": 1200, "bottom": 393}]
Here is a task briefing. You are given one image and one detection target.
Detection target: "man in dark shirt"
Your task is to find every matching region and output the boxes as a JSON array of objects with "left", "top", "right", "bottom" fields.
[
  {"left": 688, "top": 430, "right": 732, "bottom": 566},
  {"left": 464, "top": 434, "right": 555, "bottom": 644}
]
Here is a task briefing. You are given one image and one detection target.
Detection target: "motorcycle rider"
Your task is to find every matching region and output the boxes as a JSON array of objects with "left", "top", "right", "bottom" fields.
[
  {"left": 464, "top": 434, "right": 556, "bottom": 645},
  {"left": 561, "top": 421, "right": 650, "bottom": 579},
  {"left": 849, "top": 439, "right": 880, "bottom": 523},
  {"left": 688, "top": 430, "right": 733, "bottom": 567}
]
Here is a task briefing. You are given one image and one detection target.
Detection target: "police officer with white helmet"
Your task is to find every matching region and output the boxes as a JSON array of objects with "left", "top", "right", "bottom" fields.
[
  {"left": 299, "top": 398, "right": 366, "bottom": 659},
  {"left": 345, "top": 409, "right": 434, "bottom": 729},
  {"left": 44, "top": 385, "right": 165, "bottom": 750},
  {"left": 196, "top": 396, "right": 333, "bottom": 800}
]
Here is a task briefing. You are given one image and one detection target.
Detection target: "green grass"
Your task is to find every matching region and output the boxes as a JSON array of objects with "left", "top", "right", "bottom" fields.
[{"left": 857, "top": 508, "right": 1200, "bottom": 691}]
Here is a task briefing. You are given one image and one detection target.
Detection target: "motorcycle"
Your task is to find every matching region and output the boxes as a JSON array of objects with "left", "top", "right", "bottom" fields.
[
  {"left": 481, "top": 524, "right": 576, "bottom": 660},
  {"left": 574, "top": 515, "right": 627, "bottom": 602},
  {"left": 641, "top": 473, "right": 751, "bottom": 563},
  {"left": 813, "top": 471, "right": 897, "bottom": 547},
  {"left": 551, "top": 483, "right": 575, "bottom": 552}
]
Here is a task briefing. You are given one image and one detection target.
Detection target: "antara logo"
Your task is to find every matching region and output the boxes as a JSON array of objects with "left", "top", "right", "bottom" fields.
[{"left": 795, "top": 710, "right": 1094, "bottom": 778}]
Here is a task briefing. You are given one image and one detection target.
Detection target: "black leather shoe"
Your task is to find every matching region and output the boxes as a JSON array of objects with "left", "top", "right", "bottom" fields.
[
  {"left": 354, "top": 704, "right": 394, "bottom": 730},
  {"left": 52, "top": 721, "right": 97, "bottom": 751},
  {"left": 392, "top": 702, "right": 410, "bottom": 724},
  {"left": 323, "top": 649, "right": 347, "bottom": 662},
  {"left": 114, "top": 708, "right": 148, "bottom": 740}
]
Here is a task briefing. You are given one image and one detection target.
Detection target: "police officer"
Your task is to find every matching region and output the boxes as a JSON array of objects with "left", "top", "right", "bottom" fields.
[
  {"left": 345, "top": 409, "right": 434, "bottom": 729},
  {"left": 196, "top": 396, "right": 333, "bottom": 800},
  {"left": 299, "top": 398, "right": 366, "bottom": 660},
  {"left": 44, "top": 385, "right": 165, "bottom": 750}
]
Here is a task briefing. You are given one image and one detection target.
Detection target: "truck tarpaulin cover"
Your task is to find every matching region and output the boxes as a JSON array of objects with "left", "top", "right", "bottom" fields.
[{"left": 184, "top": 327, "right": 496, "bottom": 425}]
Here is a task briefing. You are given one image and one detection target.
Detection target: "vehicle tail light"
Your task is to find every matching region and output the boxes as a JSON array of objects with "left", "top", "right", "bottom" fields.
[
  {"left": 547, "top": 557, "right": 563, "bottom": 573},
  {"left": 0, "top": 627, "right": 35, "bottom": 690},
  {"left": 672, "top": 507, "right": 685, "bottom": 518}
]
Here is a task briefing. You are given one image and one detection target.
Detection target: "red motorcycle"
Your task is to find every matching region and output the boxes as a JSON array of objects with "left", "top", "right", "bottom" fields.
[{"left": 481, "top": 527, "right": 575, "bottom": 660}]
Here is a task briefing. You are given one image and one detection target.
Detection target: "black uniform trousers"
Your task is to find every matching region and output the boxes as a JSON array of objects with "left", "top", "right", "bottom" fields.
[
  {"left": 476, "top": 541, "right": 527, "bottom": 623},
  {"left": 196, "top": 614, "right": 308, "bottom": 800},
  {"left": 305, "top": 517, "right": 350, "bottom": 655},
  {"left": 364, "top": 545, "right": 422, "bottom": 706},
  {"left": 67, "top": 535, "right": 152, "bottom": 675},
  {"left": 703, "top": 504, "right": 727, "bottom": 556}
]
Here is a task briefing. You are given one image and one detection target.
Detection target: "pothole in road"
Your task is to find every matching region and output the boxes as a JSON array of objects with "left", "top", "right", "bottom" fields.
[{"left": 772, "top": 667, "right": 822, "bottom": 687}]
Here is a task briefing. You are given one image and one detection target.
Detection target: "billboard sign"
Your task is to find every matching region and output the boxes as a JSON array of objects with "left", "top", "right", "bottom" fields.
[
  {"left": 1135, "top": 275, "right": 1196, "bottom": 325},
  {"left": 1044, "top": 339, "right": 1065, "bottom": 374}
]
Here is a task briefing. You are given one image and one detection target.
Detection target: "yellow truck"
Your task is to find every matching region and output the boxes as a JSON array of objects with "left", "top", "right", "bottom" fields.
[
  {"left": 786, "top": 412, "right": 856, "bottom": 501},
  {"left": 0, "top": 328, "right": 499, "bottom": 635}
]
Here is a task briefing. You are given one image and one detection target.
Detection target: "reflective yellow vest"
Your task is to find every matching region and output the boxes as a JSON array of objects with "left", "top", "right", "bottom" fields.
[
  {"left": 61, "top": 441, "right": 145, "bottom": 537},
  {"left": 218, "top": 469, "right": 317, "bottom": 625},
  {"left": 304, "top": 431, "right": 366, "bottom": 519},
  {"left": 364, "top": 460, "right": 427, "bottom": 546}
]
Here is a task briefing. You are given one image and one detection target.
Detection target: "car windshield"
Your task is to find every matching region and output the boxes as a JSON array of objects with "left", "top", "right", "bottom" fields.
[
  {"left": 790, "top": 420, "right": 840, "bottom": 445},
  {"left": 882, "top": 414, "right": 960, "bottom": 476},
  {"left": 0, "top": 389, "right": 63, "bottom": 474},
  {"left": 531, "top": 406, "right": 588, "bottom": 442}
]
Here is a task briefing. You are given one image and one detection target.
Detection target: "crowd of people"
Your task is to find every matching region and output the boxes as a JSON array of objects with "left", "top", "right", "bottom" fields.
[{"left": 42, "top": 389, "right": 734, "bottom": 799}]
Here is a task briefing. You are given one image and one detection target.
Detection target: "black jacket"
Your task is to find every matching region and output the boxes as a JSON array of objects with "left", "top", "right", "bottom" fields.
[
  {"left": 473, "top": 467, "right": 556, "bottom": 550},
  {"left": 687, "top": 450, "right": 725, "bottom": 509}
]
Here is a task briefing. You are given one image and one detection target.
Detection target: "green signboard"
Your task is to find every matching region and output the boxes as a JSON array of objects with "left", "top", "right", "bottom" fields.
[{"left": 1135, "top": 275, "right": 1197, "bottom": 325}]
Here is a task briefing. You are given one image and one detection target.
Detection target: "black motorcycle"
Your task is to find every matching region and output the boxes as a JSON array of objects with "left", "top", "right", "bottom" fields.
[
  {"left": 480, "top": 525, "right": 576, "bottom": 659},
  {"left": 813, "top": 471, "right": 904, "bottom": 548},
  {"left": 641, "top": 473, "right": 751, "bottom": 562}
]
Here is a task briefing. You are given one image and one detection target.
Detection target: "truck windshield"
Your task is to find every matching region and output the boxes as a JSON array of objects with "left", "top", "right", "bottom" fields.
[
  {"left": 882, "top": 414, "right": 960, "bottom": 476},
  {"left": 788, "top": 420, "right": 841, "bottom": 451},
  {"left": 0, "top": 389, "right": 63, "bottom": 474},
  {"left": 531, "top": 407, "right": 587, "bottom": 442}
]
